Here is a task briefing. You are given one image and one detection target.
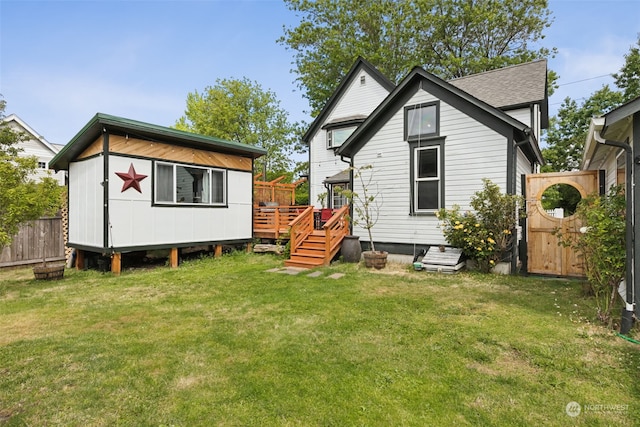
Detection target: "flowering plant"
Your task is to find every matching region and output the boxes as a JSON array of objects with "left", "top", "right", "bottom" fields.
[{"left": 437, "top": 179, "right": 522, "bottom": 273}]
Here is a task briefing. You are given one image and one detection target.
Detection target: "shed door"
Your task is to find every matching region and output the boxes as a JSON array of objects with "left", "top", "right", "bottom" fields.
[{"left": 525, "top": 171, "right": 599, "bottom": 277}]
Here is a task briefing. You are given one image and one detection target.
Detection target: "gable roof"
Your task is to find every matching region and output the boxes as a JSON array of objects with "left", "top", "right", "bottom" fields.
[
  {"left": 449, "top": 60, "right": 548, "bottom": 108},
  {"left": 449, "top": 60, "right": 549, "bottom": 128},
  {"left": 337, "top": 66, "right": 544, "bottom": 165},
  {"left": 302, "top": 57, "right": 396, "bottom": 143},
  {"left": 50, "top": 113, "right": 266, "bottom": 171},
  {"left": 1, "top": 114, "right": 61, "bottom": 155}
]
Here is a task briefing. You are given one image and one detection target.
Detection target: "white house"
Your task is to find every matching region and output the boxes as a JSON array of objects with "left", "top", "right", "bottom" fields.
[
  {"left": 305, "top": 58, "right": 547, "bottom": 265},
  {"left": 2, "top": 114, "right": 66, "bottom": 185},
  {"left": 49, "top": 113, "right": 265, "bottom": 273}
]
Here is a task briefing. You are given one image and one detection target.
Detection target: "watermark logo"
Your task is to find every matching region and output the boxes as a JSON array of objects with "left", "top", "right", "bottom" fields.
[
  {"left": 566, "top": 401, "right": 628, "bottom": 417},
  {"left": 566, "top": 401, "right": 581, "bottom": 417}
]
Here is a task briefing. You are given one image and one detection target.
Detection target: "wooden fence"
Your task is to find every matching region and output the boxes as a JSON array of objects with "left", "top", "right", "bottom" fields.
[{"left": 0, "top": 216, "right": 66, "bottom": 269}]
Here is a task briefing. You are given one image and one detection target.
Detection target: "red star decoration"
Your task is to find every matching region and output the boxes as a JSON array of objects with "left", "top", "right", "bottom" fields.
[{"left": 115, "top": 163, "right": 147, "bottom": 193}]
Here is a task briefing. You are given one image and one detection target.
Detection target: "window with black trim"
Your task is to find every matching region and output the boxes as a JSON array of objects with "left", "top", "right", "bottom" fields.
[
  {"left": 405, "top": 102, "right": 439, "bottom": 140},
  {"left": 326, "top": 126, "right": 357, "bottom": 149},
  {"left": 409, "top": 138, "right": 444, "bottom": 214},
  {"left": 155, "top": 161, "right": 226, "bottom": 206}
]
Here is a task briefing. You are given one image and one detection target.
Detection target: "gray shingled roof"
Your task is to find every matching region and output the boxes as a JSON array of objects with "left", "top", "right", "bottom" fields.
[{"left": 449, "top": 59, "right": 547, "bottom": 108}]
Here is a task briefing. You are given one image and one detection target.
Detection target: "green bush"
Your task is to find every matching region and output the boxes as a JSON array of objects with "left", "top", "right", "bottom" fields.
[
  {"left": 437, "top": 179, "right": 522, "bottom": 273},
  {"left": 556, "top": 185, "right": 626, "bottom": 326}
]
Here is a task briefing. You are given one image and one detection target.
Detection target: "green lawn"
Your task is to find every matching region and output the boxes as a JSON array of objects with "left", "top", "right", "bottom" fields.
[{"left": 1, "top": 252, "right": 638, "bottom": 426}]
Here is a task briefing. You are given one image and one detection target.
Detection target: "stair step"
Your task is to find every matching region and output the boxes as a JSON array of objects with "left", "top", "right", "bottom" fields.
[
  {"left": 285, "top": 257, "right": 325, "bottom": 268},
  {"left": 292, "top": 249, "right": 325, "bottom": 258}
]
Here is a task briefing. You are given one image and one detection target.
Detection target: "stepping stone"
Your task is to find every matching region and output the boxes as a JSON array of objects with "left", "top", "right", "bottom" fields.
[
  {"left": 307, "top": 271, "right": 323, "bottom": 278},
  {"left": 266, "top": 268, "right": 282, "bottom": 273},
  {"left": 327, "top": 273, "right": 345, "bottom": 280},
  {"left": 277, "top": 267, "right": 305, "bottom": 275}
]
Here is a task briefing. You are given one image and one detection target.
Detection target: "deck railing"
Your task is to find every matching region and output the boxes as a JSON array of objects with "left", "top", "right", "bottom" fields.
[{"left": 254, "top": 205, "right": 309, "bottom": 240}]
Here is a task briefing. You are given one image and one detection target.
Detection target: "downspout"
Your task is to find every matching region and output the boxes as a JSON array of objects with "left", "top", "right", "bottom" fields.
[
  {"left": 593, "top": 131, "right": 634, "bottom": 334},
  {"left": 512, "top": 135, "right": 532, "bottom": 274}
]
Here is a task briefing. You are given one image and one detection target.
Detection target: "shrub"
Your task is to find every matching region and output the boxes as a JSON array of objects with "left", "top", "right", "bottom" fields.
[
  {"left": 556, "top": 185, "right": 626, "bottom": 326},
  {"left": 437, "top": 179, "right": 523, "bottom": 273}
]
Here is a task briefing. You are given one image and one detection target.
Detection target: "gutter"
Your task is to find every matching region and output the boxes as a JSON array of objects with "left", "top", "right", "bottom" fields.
[{"left": 593, "top": 131, "right": 635, "bottom": 334}]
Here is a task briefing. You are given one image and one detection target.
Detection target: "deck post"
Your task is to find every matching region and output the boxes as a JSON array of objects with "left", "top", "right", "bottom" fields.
[
  {"left": 76, "top": 249, "right": 85, "bottom": 270},
  {"left": 169, "top": 248, "right": 179, "bottom": 268},
  {"left": 214, "top": 245, "right": 223, "bottom": 258},
  {"left": 246, "top": 243, "right": 253, "bottom": 253},
  {"left": 111, "top": 252, "right": 121, "bottom": 275}
]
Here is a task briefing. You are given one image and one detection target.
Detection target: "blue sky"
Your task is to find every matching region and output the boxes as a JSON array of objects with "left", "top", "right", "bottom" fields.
[{"left": 1, "top": 0, "right": 639, "bottom": 147}]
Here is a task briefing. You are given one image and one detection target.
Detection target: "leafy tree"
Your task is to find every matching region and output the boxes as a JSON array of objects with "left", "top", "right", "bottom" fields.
[
  {"left": 613, "top": 34, "right": 640, "bottom": 101},
  {"left": 542, "top": 86, "right": 624, "bottom": 172},
  {"left": 280, "top": 0, "right": 556, "bottom": 115},
  {"left": 543, "top": 36, "right": 639, "bottom": 173},
  {"left": 175, "top": 78, "right": 300, "bottom": 176},
  {"left": 0, "top": 100, "right": 64, "bottom": 249}
]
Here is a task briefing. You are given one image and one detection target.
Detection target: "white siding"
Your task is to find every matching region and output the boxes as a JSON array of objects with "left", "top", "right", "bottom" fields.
[
  {"left": 107, "top": 155, "right": 253, "bottom": 248},
  {"left": 6, "top": 119, "right": 66, "bottom": 185},
  {"left": 309, "top": 69, "right": 391, "bottom": 207},
  {"left": 69, "top": 157, "right": 104, "bottom": 247},
  {"left": 352, "top": 88, "right": 509, "bottom": 248}
]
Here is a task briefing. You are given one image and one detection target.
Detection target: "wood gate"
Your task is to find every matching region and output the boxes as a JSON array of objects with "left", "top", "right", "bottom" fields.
[{"left": 525, "top": 171, "right": 599, "bottom": 277}]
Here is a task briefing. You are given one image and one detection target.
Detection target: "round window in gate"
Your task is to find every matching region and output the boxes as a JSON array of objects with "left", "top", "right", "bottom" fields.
[{"left": 541, "top": 183, "right": 582, "bottom": 218}]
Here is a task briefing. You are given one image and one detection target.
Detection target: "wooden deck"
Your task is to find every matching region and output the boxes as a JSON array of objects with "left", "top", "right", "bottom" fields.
[{"left": 253, "top": 205, "right": 310, "bottom": 240}]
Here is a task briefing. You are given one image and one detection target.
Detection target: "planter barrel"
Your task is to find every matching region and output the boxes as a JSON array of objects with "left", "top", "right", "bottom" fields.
[
  {"left": 363, "top": 251, "right": 388, "bottom": 269},
  {"left": 33, "top": 264, "right": 65, "bottom": 280},
  {"left": 341, "top": 235, "right": 362, "bottom": 263}
]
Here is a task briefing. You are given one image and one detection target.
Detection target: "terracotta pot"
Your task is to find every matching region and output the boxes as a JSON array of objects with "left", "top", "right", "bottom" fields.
[{"left": 362, "top": 251, "right": 388, "bottom": 269}]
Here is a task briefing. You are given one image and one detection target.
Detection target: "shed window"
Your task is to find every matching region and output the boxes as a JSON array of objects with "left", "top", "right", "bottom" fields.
[
  {"left": 405, "top": 102, "right": 439, "bottom": 140},
  {"left": 155, "top": 161, "right": 226, "bottom": 206}
]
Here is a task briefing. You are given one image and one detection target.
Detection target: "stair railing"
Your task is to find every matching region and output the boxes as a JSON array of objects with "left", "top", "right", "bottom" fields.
[
  {"left": 322, "top": 205, "right": 350, "bottom": 263},
  {"left": 288, "top": 206, "right": 314, "bottom": 254}
]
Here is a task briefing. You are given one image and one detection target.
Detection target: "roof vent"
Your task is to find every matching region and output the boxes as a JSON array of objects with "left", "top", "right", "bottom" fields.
[{"left": 360, "top": 75, "right": 366, "bottom": 85}]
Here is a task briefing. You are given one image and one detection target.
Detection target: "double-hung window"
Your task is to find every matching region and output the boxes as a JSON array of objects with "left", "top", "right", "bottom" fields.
[
  {"left": 155, "top": 161, "right": 226, "bottom": 206},
  {"left": 414, "top": 146, "right": 441, "bottom": 212}
]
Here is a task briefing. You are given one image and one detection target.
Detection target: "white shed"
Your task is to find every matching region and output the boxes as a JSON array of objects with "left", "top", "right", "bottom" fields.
[{"left": 50, "top": 113, "right": 265, "bottom": 273}]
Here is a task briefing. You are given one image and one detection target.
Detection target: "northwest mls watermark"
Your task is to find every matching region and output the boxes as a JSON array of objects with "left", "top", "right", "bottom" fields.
[{"left": 565, "top": 401, "right": 629, "bottom": 417}]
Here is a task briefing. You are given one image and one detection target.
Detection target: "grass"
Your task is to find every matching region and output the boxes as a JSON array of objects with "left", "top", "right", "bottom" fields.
[{"left": 1, "top": 252, "right": 638, "bottom": 426}]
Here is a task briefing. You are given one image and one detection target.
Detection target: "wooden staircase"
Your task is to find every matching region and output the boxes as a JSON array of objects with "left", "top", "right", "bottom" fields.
[{"left": 284, "top": 205, "right": 350, "bottom": 269}]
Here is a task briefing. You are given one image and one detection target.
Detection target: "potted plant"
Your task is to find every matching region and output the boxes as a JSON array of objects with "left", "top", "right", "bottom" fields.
[{"left": 341, "top": 165, "right": 386, "bottom": 268}]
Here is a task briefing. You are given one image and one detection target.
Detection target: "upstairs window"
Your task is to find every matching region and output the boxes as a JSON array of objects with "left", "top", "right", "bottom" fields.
[
  {"left": 327, "top": 126, "right": 357, "bottom": 149},
  {"left": 155, "top": 161, "right": 226, "bottom": 206},
  {"left": 405, "top": 102, "right": 439, "bottom": 140}
]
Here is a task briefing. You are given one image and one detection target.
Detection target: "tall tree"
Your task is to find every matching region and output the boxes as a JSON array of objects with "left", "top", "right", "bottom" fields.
[
  {"left": 542, "top": 87, "right": 624, "bottom": 172},
  {"left": 280, "top": 0, "right": 555, "bottom": 115},
  {"left": 175, "top": 78, "right": 300, "bottom": 176},
  {"left": 0, "top": 99, "right": 64, "bottom": 249},
  {"left": 612, "top": 34, "right": 640, "bottom": 102},
  {"left": 542, "top": 36, "right": 640, "bottom": 172}
]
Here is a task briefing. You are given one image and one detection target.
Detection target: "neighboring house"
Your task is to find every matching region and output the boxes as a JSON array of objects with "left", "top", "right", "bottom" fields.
[
  {"left": 49, "top": 113, "right": 265, "bottom": 273},
  {"left": 305, "top": 58, "right": 547, "bottom": 258},
  {"left": 1, "top": 114, "right": 66, "bottom": 185},
  {"left": 581, "top": 95, "right": 640, "bottom": 318}
]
